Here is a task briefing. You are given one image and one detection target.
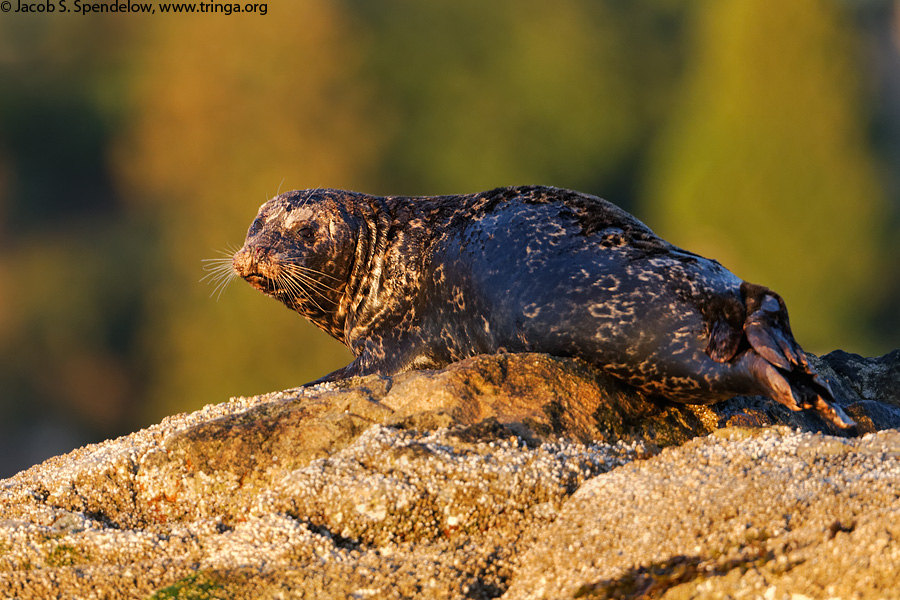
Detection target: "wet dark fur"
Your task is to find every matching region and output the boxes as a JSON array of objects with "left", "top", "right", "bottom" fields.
[{"left": 232, "top": 186, "right": 854, "bottom": 430}]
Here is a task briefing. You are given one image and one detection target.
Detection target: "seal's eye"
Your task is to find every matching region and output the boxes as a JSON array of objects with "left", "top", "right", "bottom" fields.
[
  {"left": 297, "top": 225, "right": 314, "bottom": 240},
  {"left": 248, "top": 217, "right": 263, "bottom": 237}
]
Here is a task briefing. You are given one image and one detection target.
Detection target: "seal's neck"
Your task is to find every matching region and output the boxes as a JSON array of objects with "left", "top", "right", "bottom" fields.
[{"left": 340, "top": 196, "right": 397, "bottom": 352}]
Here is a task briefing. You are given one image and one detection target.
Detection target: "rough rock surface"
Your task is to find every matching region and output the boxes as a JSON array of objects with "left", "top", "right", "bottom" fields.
[{"left": 0, "top": 350, "right": 898, "bottom": 599}]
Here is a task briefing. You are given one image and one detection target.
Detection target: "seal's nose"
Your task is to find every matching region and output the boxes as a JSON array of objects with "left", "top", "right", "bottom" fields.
[
  {"left": 232, "top": 246, "right": 268, "bottom": 278},
  {"left": 232, "top": 247, "right": 249, "bottom": 277},
  {"left": 232, "top": 245, "right": 277, "bottom": 294}
]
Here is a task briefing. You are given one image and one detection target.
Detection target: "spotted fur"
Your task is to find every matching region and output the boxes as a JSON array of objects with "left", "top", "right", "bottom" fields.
[{"left": 232, "top": 186, "right": 854, "bottom": 430}]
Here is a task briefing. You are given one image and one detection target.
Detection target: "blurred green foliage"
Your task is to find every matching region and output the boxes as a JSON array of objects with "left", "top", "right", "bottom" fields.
[
  {"left": 0, "top": 0, "right": 898, "bottom": 476},
  {"left": 645, "top": 0, "right": 892, "bottom": 351}
]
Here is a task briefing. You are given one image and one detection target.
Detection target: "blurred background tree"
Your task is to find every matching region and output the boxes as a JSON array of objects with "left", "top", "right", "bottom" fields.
[
  {"left": 0, "top": 0, "right": 897, "bottom": 477},
  {"left": 643, "top": 0, "right": 891, "bottom": 352}
]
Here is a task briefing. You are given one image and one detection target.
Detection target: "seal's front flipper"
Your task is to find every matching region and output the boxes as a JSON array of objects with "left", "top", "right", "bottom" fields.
[
  {"left": 740, "top": 282, "right": 856, "bottom": 432},
  {"left": 303, "top": 357, "right": 370, "bottom": 386}
]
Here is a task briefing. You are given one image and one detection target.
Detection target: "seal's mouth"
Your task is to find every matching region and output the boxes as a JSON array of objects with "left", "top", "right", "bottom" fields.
[
  {"left": 233, "top": 246, "right": 280, "bottom": 295},
  {"left": 242, "top": 273, "right": 277, "bottom": 295},
  {"left": 233, "top": 245, "right": 337, "bottom": 313}
]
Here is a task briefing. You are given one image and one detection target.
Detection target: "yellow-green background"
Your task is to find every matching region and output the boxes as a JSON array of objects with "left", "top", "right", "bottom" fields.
[{"left": 1, "top": 0, "right": 898, "bottom": 476}]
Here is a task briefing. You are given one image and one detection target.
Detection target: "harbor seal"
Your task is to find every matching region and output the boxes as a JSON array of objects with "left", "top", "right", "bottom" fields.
[{"left": 230, "top": 185, "right": 855, "bottom": 430}]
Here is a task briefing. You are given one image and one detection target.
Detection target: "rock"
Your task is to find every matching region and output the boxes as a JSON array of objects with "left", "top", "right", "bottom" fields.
[
  {"left": 814, "top": 349, "right": 900, "bottom": 430},
  {"left": 0, "top": 351, "right": 898, "bottom": 599},
  {"left": 506, "top": 427, "right": 900, "bottom": 599}
]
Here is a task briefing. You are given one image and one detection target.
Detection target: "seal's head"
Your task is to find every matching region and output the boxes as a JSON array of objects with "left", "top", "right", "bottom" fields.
[{"left": 232, "top": 190, "right": 356, "bottom": 336}]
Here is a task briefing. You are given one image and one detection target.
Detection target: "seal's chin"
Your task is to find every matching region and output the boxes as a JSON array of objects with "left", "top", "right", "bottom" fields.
[{"left": 243, "top": 274, "right": 276, "bottom": 295}]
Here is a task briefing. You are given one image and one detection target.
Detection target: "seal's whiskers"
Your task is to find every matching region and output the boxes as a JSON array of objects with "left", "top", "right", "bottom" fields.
[
  {"left": 277, "top": 267, "right": 334, "bottom": 314},
  {"left": 281, "top": 260, "right": 341, "bottom": 291},
  {"left": 201, "top": 249, "right": 239, "bottom": 300}
]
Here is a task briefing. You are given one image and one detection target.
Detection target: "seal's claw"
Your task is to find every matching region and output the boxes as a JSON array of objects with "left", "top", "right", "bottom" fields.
[{"left": 812, "top": 395, "right": 857, "bottom": 431}]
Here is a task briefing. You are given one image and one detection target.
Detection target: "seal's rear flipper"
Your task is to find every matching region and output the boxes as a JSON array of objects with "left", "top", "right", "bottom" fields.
[
  {"left": 741, "top": 352, "right": 856, "bottom": 431},
  {"left": 742, "top": 283, "right": 806, "bottom": 370},
  {"left": 740, "top": 282, "right": 856, "bottom": 431}
]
